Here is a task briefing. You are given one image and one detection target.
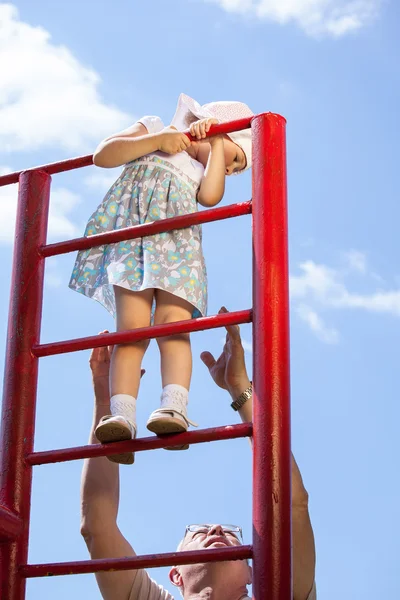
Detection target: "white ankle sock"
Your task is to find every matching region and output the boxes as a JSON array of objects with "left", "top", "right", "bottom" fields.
[
  {"left": 160, "top": 384, "right": 189, "bottom": 412},
  {"left": 110, "top": 394, "right": 136, "bottom": 425}
]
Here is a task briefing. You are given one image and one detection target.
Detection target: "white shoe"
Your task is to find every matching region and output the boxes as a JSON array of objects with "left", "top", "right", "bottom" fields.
[
  {"left": 95, "top": 415, "right": 136, "bottom": 465},
  {"left": 146, "top": 406, "right": 198, "bottom": 451}
]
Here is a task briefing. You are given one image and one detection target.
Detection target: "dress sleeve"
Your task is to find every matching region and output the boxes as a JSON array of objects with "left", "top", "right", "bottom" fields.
[
  {"left": 137, "top": 115, "right": 165, "bottom": 134},
  {"left": 128, "top": 568, "right": 174, "bottom": 600}
]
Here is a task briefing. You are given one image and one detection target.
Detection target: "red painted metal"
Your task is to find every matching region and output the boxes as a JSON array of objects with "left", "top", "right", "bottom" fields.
[
  {"left": 0, "top": 171, "right": 51, "bottom": 599},
  {"left": 40, "top": 200, "right": 252, "bottom": 258},
  {"left": 0, "top": 506, "right": 23, "bottom": 542},
  {"left": 0, "top": 112, "right": 291, "bottom": 598},
  {"left": 0, "top": 155, "right": 93, "bottom": 187},
  {"left": 21, "top": 545, "right": 253, "bottom": 578},
  {"left": 251, "top": 113, "right": 291, "bottom": 600},
  {"left": 187, "top": 117, "right": 252, "bottom": 138},
  {"left": 0, "top": 117, "right": 253, "bottom": 188},
  {"left": 33, "top": 308, "right": 252, "bottom": 358},
  {"left": 27, "top": 423, "right": 253, "bottom": 466}
]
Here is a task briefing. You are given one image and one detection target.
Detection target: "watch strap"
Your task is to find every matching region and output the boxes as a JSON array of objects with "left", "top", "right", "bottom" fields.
[{"left": 231, "top": 383, "right": 253, "bottom": 411}]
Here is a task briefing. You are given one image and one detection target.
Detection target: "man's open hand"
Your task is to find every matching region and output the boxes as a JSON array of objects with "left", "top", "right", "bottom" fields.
[{"left": 200, "top": 307, "right": 251, "bottom": 398}]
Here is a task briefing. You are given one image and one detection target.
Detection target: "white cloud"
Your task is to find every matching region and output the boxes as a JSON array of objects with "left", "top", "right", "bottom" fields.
[
  {"left": 290, "top": 260, "right": 342, "bottom": 301},
  {"left": 208, "top": 0, "right": 382, "bottom": 37},
  {"left": 290, "top": 259, "right": 400, "bottom": 317},
  {"left": 241, "top": 339, "right": 253, "bottom": 354},
  {"left": 0, "top": 4, "right": 133, "bottom": 153},
  {"left": 84, "top": 168, "right": 122, "bottom": 192},
  {"left": 212, "top": 0, "right": 253, "bottom": 12},
  {"left": 44, "top": 260, "right": 63, "bottom": 288},
  {"left": 296, "top": 304, "right": 339, "bottom": 344},
  {"left": 47, "top": 188, "right": 81, "bottom": 239},
  {"left": 45, "top": 272, "right": 63, "bottom": 288},
  {"left": 344, "top": 249, "right": 367, "bottom": 273},
  {"left": 0, "top": 166, "right": 80, "bottom": 244}
]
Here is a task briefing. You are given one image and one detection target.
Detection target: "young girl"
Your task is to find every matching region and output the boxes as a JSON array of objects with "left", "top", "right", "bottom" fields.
[{"left": 69, "top": 93, "right": 253, "bottom": 464}]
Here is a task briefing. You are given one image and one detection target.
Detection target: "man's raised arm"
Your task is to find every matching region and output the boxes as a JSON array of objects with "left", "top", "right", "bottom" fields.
[
  {"left": 201, "top": 308, "right": 316, "bottom": 600},
  {"left": 80, "top": 334, "right": 137, "bottom": 600}
]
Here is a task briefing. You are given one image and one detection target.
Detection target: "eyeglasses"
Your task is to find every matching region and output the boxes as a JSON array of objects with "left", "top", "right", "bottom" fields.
[{"left": 184, "top": 524, "right": 243, "bottom": 542}]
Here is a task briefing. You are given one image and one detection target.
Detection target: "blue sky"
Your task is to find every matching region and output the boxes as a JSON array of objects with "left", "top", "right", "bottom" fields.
[{"left": 1, "top": 0, "right": 399, "bottom": 598}]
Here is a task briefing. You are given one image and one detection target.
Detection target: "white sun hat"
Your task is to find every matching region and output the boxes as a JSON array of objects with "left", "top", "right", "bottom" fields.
[{"left": 171, "top": 93, "right": 254, "bottom": 172}]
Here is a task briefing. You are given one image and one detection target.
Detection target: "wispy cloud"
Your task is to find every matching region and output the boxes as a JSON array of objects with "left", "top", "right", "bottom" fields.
[
  {"left": 0, "top": 166, "right": 81, "bottom": 244},
  {"left": 343, "top": 249, "right": 367, "bottom": 273},
  {"left": 44, "top": 260, "right": 63, "bottom": 289},
  {"left": 290, "top": 253, "right": 400, "bottom": 342},
  {"left": 241, "top": 339, "right": 253, "bottom": 354},
  {"left": 207, "top": 0, "right": 382, "bottom": 37},
  {"left": 290, "top": 258, "right": 400, "bottom": 316},
  {"left": 48, "top": 188, "right": 82, "bottom": 239},
  {"left": 0, "top": 4, "right": 133, "bottom": 154},
  {"left": 84, "top": 169, "right": 122, "bottom": 192},
  {"left": 296, "top": 304, "right": 339, "bottom": 344}
]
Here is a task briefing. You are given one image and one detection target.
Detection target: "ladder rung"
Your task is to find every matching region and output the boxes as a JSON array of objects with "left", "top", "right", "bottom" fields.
[
  {"left": 33, "top": 309, "right": 253, "bottom": 358},
  {"left": 0, "top": 154, "right": 93, "bottom": 187},
  {"left": 20, "top": 545, "right": 253, "bottom": 578},
  {"left": 0, "top": 504, "right": 23, "bottom": 541},
  {"left": 40, "top": 201, "right": 252, "bottom": 258},
  {"left": 27, "top": 423, "right": 253, "bottom": 466},
  {"left": 0, "top": 117, "right": 253, "bottom": 188}
]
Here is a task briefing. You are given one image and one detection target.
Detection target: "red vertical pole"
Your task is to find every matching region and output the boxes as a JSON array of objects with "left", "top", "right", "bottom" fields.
[
  {"left": 251, "top": 113, "right": 291, "bottom": 599},
  {"left": 0, "top": 171, "right": 51, "bottom": 600}
]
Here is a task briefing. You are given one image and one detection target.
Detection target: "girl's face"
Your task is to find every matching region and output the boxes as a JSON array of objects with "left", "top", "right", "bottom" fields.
[{"left": 195, "top": 137, "right": 247, "bottom": 175}]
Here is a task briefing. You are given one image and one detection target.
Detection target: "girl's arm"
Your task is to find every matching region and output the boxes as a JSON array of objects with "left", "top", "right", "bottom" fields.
[
  {"left": 189, "top": 118, "right": 226, "bottom": 208},
  {"left": 197, "top": 136, "right": 226, "bottom": 207},
  {"left": 93, "top": 122, "right": 191, "bottom": 168}
]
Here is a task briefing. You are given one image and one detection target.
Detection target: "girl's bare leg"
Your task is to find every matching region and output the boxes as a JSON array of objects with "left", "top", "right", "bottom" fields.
[
  {"left": 95, "top": 287, "right": 153, "bottom": 464},
  {"left": 110, "top": 286, "right": 154, "bottom": 398},
  {"left": 146, "top": 290, "right": 195, "bottom": 446},
  {"left": 153, "top": 289, "right": 193, "bottom": 389}
]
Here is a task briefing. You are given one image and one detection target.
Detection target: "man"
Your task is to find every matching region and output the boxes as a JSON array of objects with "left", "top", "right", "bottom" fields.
[{"left": 80, "top": 313, "right": 316, "bottom": 599}]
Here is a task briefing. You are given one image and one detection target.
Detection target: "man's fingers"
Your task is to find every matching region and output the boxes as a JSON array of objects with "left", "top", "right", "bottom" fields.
[
  {"left": 90, "top": 330, "right": 110, "bottom": 363},
  {"left": 219, "top": 306, "right": 241, "bottom": 341},
  {"left": 97, "top": 330, "right": 112, "bottom": 360},
  {"left": 200, "top": 351, "right": 216, "bottom": 370}
]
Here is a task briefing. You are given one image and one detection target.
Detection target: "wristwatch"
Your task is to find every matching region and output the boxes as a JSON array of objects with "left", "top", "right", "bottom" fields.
[{"left": 231, "top": 382, "right": 252, "bottom": 411}]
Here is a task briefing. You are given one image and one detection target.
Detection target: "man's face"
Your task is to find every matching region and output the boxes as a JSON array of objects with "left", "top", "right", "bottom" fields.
[
  {"left": 170, "top": 524, "right": 252, "bottom": 594},
  {"left": 180, "top": 524, "right": 242, "bottom": 551}
]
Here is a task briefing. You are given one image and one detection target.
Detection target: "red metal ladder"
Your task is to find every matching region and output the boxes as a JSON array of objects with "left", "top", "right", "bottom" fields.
[{"left": 0, "top": 113, "right": 291, "bottom": 599}]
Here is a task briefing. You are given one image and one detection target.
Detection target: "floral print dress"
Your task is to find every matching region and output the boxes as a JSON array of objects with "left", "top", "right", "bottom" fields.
[{"left": 69, "top": 116, "right": 207, "bottom": 318}]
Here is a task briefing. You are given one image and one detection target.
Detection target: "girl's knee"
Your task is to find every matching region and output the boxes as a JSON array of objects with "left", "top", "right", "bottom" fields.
[
  {"left": 154, "top": 290, "right": 193, "bottom": 326},
  {"left": 156, "top": 331, "right": 191, "bottom": 348},
  {"left": 154, "top": 299, "right": 193, "bottom": 325},
  {"left": 115, "top": 338, "right": 150, "bottom": 353},
  {"left": 155, "top": 308, "right": 190, "bottom": 325},
  {"left": 154, "top": 303, "right": 192, "bottom": 346}
]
